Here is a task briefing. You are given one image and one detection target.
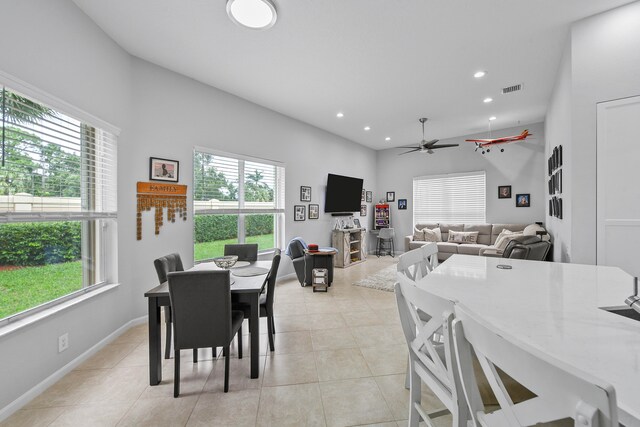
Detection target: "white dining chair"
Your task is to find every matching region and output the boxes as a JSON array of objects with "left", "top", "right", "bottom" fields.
[
  {"left": 397, "top": 243, "right": 439, "bottom": 281},
  {"left": 394, "top": 275, "right": 471, "bottom": 427},
  {"left": 452, "top": 303, "right": 618, "bottom": 426}
]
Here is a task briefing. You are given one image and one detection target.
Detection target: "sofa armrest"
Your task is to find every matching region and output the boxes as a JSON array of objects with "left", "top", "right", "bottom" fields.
[
  {"left": 404, "top": 235, "right": 413, "bottom": 252},
  {"left": 479, "top": 246, "right": 503, "bottom": 257}
]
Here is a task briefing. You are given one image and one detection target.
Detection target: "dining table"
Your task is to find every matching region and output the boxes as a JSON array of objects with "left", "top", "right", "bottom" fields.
[
  {"left": 414, "top": 254, "right": 640, "bottom": 426},
  {"left": 144, "top": 260, "right": 271, "bottom": 385}
]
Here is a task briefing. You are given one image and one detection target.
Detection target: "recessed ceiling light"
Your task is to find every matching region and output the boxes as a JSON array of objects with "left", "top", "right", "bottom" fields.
[
  {"left": 474, "top": 71, "right": 487, "bottom": 79},
  {"left": 364, "top": 126, "right": 371, "bottom": 131},
  {"left": 336, "top": 112, "right": 344, "bottom": 118},
  {"left": 226, "top": 0, "right": 277, "bottom": 30},
  {"left": 489, "top": 116, "right": 497, "bottom": 121},
  {"left": 483, "top": 97, "right": 493, "bottom": 103},
  {"left": 385, "top": 137, "right": 391, "bottom": 141}
]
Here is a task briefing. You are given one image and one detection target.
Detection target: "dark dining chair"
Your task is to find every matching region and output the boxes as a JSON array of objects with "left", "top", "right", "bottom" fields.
[
  {"left": 153, "top": 253, "right": 184, "bottom": 360},
  {"left": 224, "top": 243, "right": 259, "bottom": 262},
  {"left": 235, "top": 248, "right": 281, "bottom": 351},
  {"left": 167, "top": 270, "right": 243, "bottom": 396}
]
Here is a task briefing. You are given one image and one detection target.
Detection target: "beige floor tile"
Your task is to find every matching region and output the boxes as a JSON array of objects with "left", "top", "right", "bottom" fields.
[
  {"left": 111, "top": 323, "right": 148, "bottom": 345},
  {"left": 140, "top": 359, "right": 214, "bottom": 399},
  {"left": 274, "top": 302, "right": 308, "bottom": 316},
  {"left": 265, "top": 330, "right": 313, "bottom": 355},
  {"left": 351, "top": 324, "right": 405, "bottom": 348},
  {"left": 315, "top": 348, "right": 372, "bottom": 381},
  {"left": 25, "top": 370, "right": 108, "bottom": 409},
  {"left": 262, "top": 352, "right": 318, "bottom": 386},
  {"left": 116, "top": 343, "right": 150, "bottom": 368},
  {"left": 374, "top": 374, "right": 445, "bottom": 421},
  {"left": 310, "top": 328, "right": 358, "bottom": 351},
  {"left": 319, "top": 377, "right": 394, "bottom": 427},
  {"left": 75, "top": 366, "right": 149, "bottom": 405},
  {"left": 256, "top": 383, "right": 326, "bottom": 427},
  {"left": 333, "top": 298, "right": 372, "bottom": 312},
  {"left": 49, "top": 403, "right": 132, "bottom": 426},
  {"left": 273, "top": 314, "right": 310, "bottom": 332},
  {"left": 341, "top": 310, "right": 386, "bottom": 328},
  {"left": 304, "top": 299, "right": 343, "bottom": 315},
  {"left": 360, "top": 344, "right": 408, "bottom": 376},
  {"left": 76, "top": 343, "right": 137, "bottom": 370},
  {"left": 117, "top": 395, "right": 198, "bottom": 426},
  {"left": 306, "top": 313, "right": 347, "bottom": 331},
  {"left": 202, "top": 356, "right": 265, "bottom": 392},
  {"left": 0, "top": 407, "right": 65, "bottom": 427},
  {"left": 186, "top": 389, "right": 260, "bottom": 426}
]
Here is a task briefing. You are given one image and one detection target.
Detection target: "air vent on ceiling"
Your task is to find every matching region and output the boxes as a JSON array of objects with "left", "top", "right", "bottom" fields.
[{"left": 502, "top": 83, "right": 523, "bottom": 94}]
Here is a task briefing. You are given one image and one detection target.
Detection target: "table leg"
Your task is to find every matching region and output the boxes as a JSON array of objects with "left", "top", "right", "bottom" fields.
[
  {"left": 249, "top": 293, "right": 259, "bottom": 379},
  {"left": 148, "top": 297, "right": 162, "bottom": 385}
]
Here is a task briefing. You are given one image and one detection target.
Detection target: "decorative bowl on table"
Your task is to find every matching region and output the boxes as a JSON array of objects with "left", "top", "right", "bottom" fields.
[{"left": 212, "top": 255, "right": 238, "bottom": 269}]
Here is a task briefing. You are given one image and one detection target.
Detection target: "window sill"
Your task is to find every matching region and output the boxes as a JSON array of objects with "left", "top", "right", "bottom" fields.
[{"left": 0, "top": 283, "right": 120, "bottom": 340}]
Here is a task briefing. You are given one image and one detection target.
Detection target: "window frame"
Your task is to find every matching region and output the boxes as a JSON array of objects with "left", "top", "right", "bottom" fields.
[
  {"left": 0, "top": 71, "right": 119, "bottom": 326},
  {"left": 193, "top": 147, "right": 285, "bottom": 260}
]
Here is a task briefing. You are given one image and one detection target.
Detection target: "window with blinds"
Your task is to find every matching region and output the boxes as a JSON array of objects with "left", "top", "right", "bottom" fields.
[
  {"left": 413, "top": 171, "right": 486, "bottom": 224},
  {"left": 0, "top": 84, "right": 118, "bottom": 323},
  {"left": 193, "top": 149, "right": 285, "bottom": 261}
]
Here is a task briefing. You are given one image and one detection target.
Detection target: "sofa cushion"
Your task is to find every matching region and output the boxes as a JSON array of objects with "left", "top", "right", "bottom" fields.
[
  {"left": 437, "top": 242, "right": 460, "bottom": 254},
  {"left": 439, "top": 223, "right": 464, "bottom": 243},
  {"left": 409, "top": 241, "right": 430, "bottom": 250},
  {"left": 458, "top": 244, "right": 488, "bottom": 256},
  {"left": 490, "top": 224, "right": 528, "bottom": 245},
  {"left": 495, "top": 230, "right": 524, "bottom": 251},
  {"left": 448, "top": 230, "right": 479, "bottom": 244},
  {"left": 423, "top": 227, "right": 442, "bottom": 242},
  {"left": 464, "top": 224, "right": 492, "bottom": 245}
]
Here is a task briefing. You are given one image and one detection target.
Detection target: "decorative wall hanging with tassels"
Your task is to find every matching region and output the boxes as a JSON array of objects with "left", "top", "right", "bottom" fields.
[{"left": 136, "top": 182, "right": 187, "bottom": 240}]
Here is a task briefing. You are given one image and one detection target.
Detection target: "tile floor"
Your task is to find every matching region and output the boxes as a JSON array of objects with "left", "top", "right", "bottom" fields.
[{"left": 3, "top": 256, "right": 452, "bottom": 427}]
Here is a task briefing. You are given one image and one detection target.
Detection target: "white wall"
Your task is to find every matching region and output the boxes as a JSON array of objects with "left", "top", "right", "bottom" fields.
[
  {"left": 123, "top": 59, "right": 377, "bottom": 319},
  {"left": 376, "top": 122, "right": 546, "bottom": 249},
  {"left": 0, "top": 0, "right": 133, "bottom": 414},
  {"left": 545, "top": 1, "right": 640, "bottom": 265},
  {"left": 545, "top": 41, "right": 572, "bottom": 262},
  {"left": 0, "top": 0, "right": 377, "bottom": 414}
]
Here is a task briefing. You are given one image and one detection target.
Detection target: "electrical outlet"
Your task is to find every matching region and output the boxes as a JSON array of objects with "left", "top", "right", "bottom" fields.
[{"left": 58, "top": 333, "right": 69, "bottom": 353}]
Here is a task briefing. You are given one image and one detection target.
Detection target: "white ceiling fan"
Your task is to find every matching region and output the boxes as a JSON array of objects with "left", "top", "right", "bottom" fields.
[{"left": 397, "top": 118, "right": 459, "bottom": 155}]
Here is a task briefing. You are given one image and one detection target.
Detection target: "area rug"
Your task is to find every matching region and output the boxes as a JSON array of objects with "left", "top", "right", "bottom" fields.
[{"left": 352, "top": 264, "right": 397, "bottom": 292}]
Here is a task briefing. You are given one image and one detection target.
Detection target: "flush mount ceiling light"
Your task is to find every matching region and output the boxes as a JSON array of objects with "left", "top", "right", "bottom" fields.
[
  {"left": 385, "top": 137, "right": 391, "bottom": 141},
  {"left": 483, "top": 97, "right": 493, "bottom": 103},
  {"left": 474, "top": 70, "right": 487, "bottom": 78},
  {"left": 226, "top": 0, "right": 277, "bottom": 30},
  {"left": 364, "top": 126, "right": 371, "bottom": 131},
  {"left": 336, "top": 112, "right": 344, "bottom": 118},
  {"left": 489, "top": 116, "right": 497, "bottom": 121}
]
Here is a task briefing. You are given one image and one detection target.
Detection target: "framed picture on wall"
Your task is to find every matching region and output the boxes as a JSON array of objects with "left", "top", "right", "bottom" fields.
[
  {"left": 498, "top": 185, "right": 511, "bottom": 199},
  {"left": 149, "top": 157, "right": 179, "bottom": 182},
  {"left": 516, "top": 194, "right": 530, "bottom": 207},
  {"left": 361, "top": 189, "right": 366, "bottom": 201},
  {"left": 308, "top": 204, "right": 319, "bottom": 219},
  {"left": 360, "top": 205, "right": 367, "bottom": 216},
  {"left": 398, "top": 199, "right": 407, "bottom": 210},
  {"left": 294, "top": 205, "right": 306, "bottom": 221},
  {"left": 386, "top": 191, "right": 395, "bottom": 202},
  {"left": 366, "top": 191, "right": 372, "bottom": 203},
  {"left": 300, "top": 186, "right": 311, "bottom": 202}
]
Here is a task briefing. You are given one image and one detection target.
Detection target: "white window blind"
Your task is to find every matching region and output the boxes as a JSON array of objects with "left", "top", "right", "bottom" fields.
[
  {"left": 413, "top": 171, "right": 486, "bottom": 224},
  {"left": 0, "top": 86, "right": 117, "bottom": 221},
  {"left": 193, "top": 149, "right": 285, "bottom": 215}
]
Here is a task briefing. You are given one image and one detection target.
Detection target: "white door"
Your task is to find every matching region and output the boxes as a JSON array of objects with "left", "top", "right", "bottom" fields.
[{"left": 596, "top": 96, "right": 640, "bottom": 279}]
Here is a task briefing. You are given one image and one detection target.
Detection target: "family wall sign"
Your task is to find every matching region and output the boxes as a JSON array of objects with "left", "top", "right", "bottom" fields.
[{"left": 136, "top": 182, "right": 187, "bottom": 240}]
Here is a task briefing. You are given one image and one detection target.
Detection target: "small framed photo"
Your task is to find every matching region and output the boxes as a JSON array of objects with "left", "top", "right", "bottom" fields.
[
  {"left": 149, "top": 157, "right": 179, "bottom": 182},
  {"left": 300, "top": 186, "right": 311, "bottom": 202},
  {"left": 366, "top": 191, "right": 372, "bottom": 203},
  {"left": 386, "top": 191, "right": 395, "bottom": 202},
  {"left": 294, "top": 205, "right": 306, "bottom": 221},
  {"left": 308, "top": 204, "right": 319, "bottom": 219},
  {"left": 360, "top": 205, "right": 367, "bottom": 216},
  {"left": 361, "top": 189, "right": 365, "bottom": 201},
  {"left": 398, "top": 199, "right": 407, "bottom": 210},
  {"left": 353, "top": 218, "right": 361, "bottom": 228},
  {"left": 498, "top": 185, "right": 511, "bottom": 199},
  {"left": 516, "top": 194, "right": 530, "bottom": 208}
]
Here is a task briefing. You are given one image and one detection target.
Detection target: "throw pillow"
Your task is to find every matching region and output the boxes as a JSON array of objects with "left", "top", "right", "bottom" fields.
[
  {"left": 413, "top": 227, "right": 426, "bottom": 241},
  {"left": 423, "top": 227, "right": 442, "bottom": 242},
  {"left": 447, "top": 230, "right": 479, "bottom": 244},
  {"left": 523, "top": 223, "right": 551, "bottom": 242},
  {"left": 495, "top": 230, "right": 523, "bottom": 251}
]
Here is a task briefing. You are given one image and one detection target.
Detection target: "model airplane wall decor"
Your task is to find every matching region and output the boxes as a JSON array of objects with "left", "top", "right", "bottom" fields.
[
  {"left": 398, "top": 118, "right": 459, "bottom": 155},
  {"left": 465, "top": 129, "right": 532, "bottom": 154}
]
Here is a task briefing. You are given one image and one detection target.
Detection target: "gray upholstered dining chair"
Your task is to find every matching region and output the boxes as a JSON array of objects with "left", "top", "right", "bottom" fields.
[
  {"left": 167, "top": 270, "right": 243, "bottom": 396},
  {"left": 153, "top": 253, "right": 184, "bottom": 359},
  {"left": 224, "top": 243, "right": 259, "bottom": 262},
  {"left": 234, "top": 248, "right": 281, "bottom": 351}
]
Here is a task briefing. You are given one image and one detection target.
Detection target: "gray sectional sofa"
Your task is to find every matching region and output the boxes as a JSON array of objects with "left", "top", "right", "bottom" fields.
[{"left": 404, "top": 223, "right": 546, "bottom": 261}]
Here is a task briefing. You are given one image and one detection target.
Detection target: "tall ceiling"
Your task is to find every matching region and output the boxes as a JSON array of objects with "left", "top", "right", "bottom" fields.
[{"left": 72, "top": 0, "right": 634, "bottom": 150}]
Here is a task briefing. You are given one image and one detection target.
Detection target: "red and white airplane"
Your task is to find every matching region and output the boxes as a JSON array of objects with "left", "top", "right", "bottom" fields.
[{"left": 465, "top": 129, "right": 532, "bottom": 154}]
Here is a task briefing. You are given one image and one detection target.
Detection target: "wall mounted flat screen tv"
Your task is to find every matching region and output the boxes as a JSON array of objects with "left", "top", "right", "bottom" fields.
[{"left": 324, "top": 173, "right": 364, "bottom": 213}]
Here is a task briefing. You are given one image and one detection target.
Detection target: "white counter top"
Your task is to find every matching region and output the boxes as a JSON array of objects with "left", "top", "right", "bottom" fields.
[{"left": 415, "top": 255, "right": 640, "bottom": 425}]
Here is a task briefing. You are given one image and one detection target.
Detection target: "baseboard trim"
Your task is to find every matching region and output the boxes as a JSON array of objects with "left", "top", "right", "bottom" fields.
[{"left": 0, "top": 315, "right": 147, "bottom": 422}]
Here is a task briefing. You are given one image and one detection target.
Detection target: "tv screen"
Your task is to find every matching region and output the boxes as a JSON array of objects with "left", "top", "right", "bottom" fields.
[{"left": 324, "top": 173, "right": 364, "bottom": 213}]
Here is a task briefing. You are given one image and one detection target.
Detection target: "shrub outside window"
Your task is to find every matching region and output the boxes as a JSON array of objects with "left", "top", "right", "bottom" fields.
[{"left": 0, "top": 84, "right": 117, "bottom": 323}]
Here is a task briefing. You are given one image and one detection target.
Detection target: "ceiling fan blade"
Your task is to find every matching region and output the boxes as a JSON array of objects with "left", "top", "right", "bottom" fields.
[
  {"left": 397, "top": 145, "right": 421, "bottom": 149},
  {"left": 430, "top": 144, "right": 460, "bottom": 149},
  {"left": 398, "top": 148, "right": 422, "bottom": 155},
  {"left": 424, "top": 139, "right": 440, "bottom": 147}
]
